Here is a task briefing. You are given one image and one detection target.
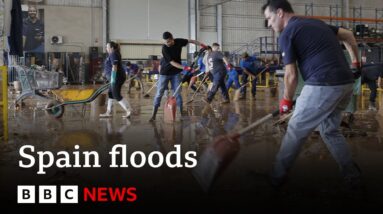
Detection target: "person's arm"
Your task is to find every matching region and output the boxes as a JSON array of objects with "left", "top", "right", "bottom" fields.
[
  {"left": 22, "top": 36, "right": 26, "bottom": 48},
  {"left": 378, "top": 76, "right": 383, "bottom": 89},
  {"left": 337, "top": 27, "right": 360, "bottom": 64},
  {"left": 188, "top": 39, "right": 207, "bottom": 49},
  {"left": 283, "top": 63, "right": 298, "bottom": 101},
  {"left": 223, "top": 56, "right": 230, "bottom": 67},
  {"left": 242, "top": 67, "right": 256, "bottom": 78}
]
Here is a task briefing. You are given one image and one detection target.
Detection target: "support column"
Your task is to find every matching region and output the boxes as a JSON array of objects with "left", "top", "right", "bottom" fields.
[
  {"left": 217, "top": 4, "right": 222, "bottom": 47},
  {"left": 102, "top": 0, "right": 108, "bottom": 51},
  {"left": 189, "top": 0, "right": 198, "bottom": 54}
]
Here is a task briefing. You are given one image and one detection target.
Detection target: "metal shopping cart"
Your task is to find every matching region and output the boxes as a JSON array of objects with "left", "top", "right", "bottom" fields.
[
  {"left": 14, "top": 65, "right": 63, "bottom": 103},
  {"left": 13, "top": 65, "right": 110, "bottom": 118}
]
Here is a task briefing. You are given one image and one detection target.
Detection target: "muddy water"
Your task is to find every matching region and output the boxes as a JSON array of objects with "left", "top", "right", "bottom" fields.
[{"left": 1, "top": 86, "right": 383, "bottom": 211}]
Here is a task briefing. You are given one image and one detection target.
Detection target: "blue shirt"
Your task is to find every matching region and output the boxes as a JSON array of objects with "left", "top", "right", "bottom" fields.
[
  {"left": 126, "top": 64, "right": 139, "bottom": 75},
  {"left": 240, "top": 56, "right": 257, "bottom": 73},
  {"left": 104, "top": 52, "right": 124, "bottom": 81},
  {"left": 181, "top": 62, "right": 192, "bottom": 76},
  {"left": 279, "top": 16, "right": 354, "bottom": 86},
  {"left": 197, "top": 56, "right": 206, "bottom": 72},
  {"left": 227, "top": 68, "right": 238, "bottom": 79}
]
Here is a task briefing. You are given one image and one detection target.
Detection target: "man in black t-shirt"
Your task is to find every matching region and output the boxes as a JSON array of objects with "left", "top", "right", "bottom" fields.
[{"left": 149, "top": 31, "right": 207, "bottom": 122}]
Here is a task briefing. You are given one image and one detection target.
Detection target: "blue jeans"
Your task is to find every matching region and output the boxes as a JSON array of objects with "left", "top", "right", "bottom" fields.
[
  {"left": 226, "top": 76, "right": 241, "bottom": 89},
  {"left": 207, "top": 72, "right": 229, "bottom": 102},
  {"left": 272, "top": 83, "right": 360, "bottom": 181},
  {"left": 153, "top": 74, "right": 182, "bottom": 110}
]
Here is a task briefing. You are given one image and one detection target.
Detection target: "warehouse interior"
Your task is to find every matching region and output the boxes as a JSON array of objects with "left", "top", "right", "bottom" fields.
[{"left": 1, "top": 0, "right": 383, "bottom": 212}]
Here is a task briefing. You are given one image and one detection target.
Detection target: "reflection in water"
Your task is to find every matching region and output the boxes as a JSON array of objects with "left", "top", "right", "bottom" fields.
[
  {"left": 3, "top": 85, "right": 383, "bottom": 210},
  {"left": 193, "top": 135, "right": 240, "bottom": 192}
]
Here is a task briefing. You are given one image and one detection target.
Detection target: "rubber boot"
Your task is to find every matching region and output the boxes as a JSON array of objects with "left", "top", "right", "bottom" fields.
[
  {"left": 149, "top": 106, "right": 159, "bottom": 122},
  {"left": 100, "top": 99, "right": 113, "bottom": 117},
  {"left": 369, "top": 101, "right": 377, "bottom": 111},
  {"left": 118, "top": 98, "right": 132, "bottom": 118}
]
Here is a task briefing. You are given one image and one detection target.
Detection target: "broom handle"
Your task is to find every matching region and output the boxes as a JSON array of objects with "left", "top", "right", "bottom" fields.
[
  {"left": 237, "top": 98, "right": 295, "bottom": 136},
  {"left": 237, "top": 109, "right": 280, "bottom": 136},
  {"left": 144, "top": 80, "right": 158, "bottom": 94},
  {"left": 190, "top": 73, "right": 209, "bottom": 99},
  {"left": 195, "top": 71, "right": 206, "bottom": 77},
  {"left": 126, "top": 74, "right": 138, "bottom": 82},
  {"left": 238, "top": 67, "right": 269, "bottom": 90},
  {"left": 173, "top": 82, "right": 183, "bottom": 97}
]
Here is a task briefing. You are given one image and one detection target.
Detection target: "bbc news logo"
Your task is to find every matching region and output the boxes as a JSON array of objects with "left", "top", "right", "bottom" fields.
[
  {"left": 17, "top": 186, "right": 137, "bottom": 204},
  {"left": 18, "top": 186, "right": 78, "bottom": 204}
]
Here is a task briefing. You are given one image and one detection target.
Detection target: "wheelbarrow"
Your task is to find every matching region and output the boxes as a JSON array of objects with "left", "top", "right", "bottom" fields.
[{"left": 45, "top": 83, "right": 110, "bottom": 118}]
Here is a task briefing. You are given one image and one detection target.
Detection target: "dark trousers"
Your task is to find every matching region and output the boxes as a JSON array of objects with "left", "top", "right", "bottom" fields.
[
  {"left": 182, "top": 74, "right": 197, "bottom": 91},
  {"left": 363, "top": 78, "right": 377, "bottom": 103},
  {"left": 240, "top": 72, "right": 257, "bottom": 96},
  {"left": 207, "top": 72, "right": 229, "bottom": 102},
  {"left": 108, "top": 80, "right": 125, "bottom": 101}
]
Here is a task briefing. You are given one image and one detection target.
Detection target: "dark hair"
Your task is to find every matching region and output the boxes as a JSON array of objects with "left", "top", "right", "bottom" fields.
[
  {"left": 107, "top": 41, "right": 120, "bottom": 51},
  {"left": 162, "top": 31, "right": 173, "bottom": 40},
  {"left": 262, "top": 0, "right": 294, "bottom": 13},
  {"left": 126, "top": 61, "right": 131, "bottom": 66},
  {"left": 212, "top": 43, "right": 220, "bottom": 47},
  {"left": 207, "top": 46, "right": 212, "bottom": 51}
]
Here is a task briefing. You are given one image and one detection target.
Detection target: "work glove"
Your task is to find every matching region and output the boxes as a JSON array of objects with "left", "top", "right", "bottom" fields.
[
  {"left": 279, "top": 98, "right": 293, "bottom": 114},
  {"left": 110, "top": 70, "right": 117, "bottom": 85},
  {"left": 184, "top": 66, "right": 192, "bottom": 72},
  {"left": 351, "top": 61, "right": 362, "bottom": 79}
]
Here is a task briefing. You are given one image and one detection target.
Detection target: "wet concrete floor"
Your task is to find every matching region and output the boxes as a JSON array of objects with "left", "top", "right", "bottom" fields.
[{"left": 1, "top": 83, "right": 383, "bottom": 211}]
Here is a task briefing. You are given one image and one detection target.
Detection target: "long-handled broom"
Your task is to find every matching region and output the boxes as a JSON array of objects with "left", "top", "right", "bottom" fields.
[
  {"left": 188, "top": 71, "right": 206, "bottom": 90},
  {"left": 186, "top": 72, "right": 209, "bottom": 104},
  {"left": 163, "top": 83, "right": 183, "bottom": 123},
  {"left": 143, "top": 80, "right": 158, "bottom": 98},
  {"left": 233, "top": 67, "right": 269, "bottom": 101},
  {"left": 192, "top": 108, "right": 281, "bottom": 192}
]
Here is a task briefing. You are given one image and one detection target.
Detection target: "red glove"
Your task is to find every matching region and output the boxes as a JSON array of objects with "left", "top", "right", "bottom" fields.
[
  {"left": 352, "top": 61, "right": 361, "bottom": 68},
  {"left": 200, "top": 43, "right": 208, "bottom": 49},
  {"left": 226, "top": 65, "right": 232, "bottom": 70},
  {"left": 184, "top": 66, "right": 192, "bottom": 72},
  {"left": 279, "top": 98, "right": 293, "bottom": 114},
  {"left": 351, "top": 61, "right": 362, "bottom": 79}
]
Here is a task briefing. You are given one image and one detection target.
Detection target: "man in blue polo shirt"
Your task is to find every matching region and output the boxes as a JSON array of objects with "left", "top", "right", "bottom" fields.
[
  {"left": 263, "top": 0, "right": 361, "bottom": 188},
  {"left": 126, "top": 61, "right": 145, "bottom": 94},
  {"left": 239, "top": 52, "right": 259, "bottom": 99}
]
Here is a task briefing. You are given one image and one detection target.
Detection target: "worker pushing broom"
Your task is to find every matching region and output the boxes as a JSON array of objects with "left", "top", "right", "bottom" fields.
[
  {"left": 148, "top": 31, "right": 207, "bottom": 122},
  {"left": 202, "top": 43, "right": 231, "bottom": 105}
]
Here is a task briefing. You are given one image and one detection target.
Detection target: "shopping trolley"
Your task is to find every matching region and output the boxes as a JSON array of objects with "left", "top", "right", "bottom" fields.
[{"left": 13, "top": 65, "right": 110, "bottom": 118}]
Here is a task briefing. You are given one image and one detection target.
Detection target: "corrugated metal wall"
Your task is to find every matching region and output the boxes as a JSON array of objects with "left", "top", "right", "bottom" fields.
[
  {"left": 44, "top": 0, "right": 102, "bottom": 7},
  {"left": 199, "top": 0, "right": 383, "bottom": 55},
  {"left": 222, "top": 0, "right": 271, "bottom": 53}
]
